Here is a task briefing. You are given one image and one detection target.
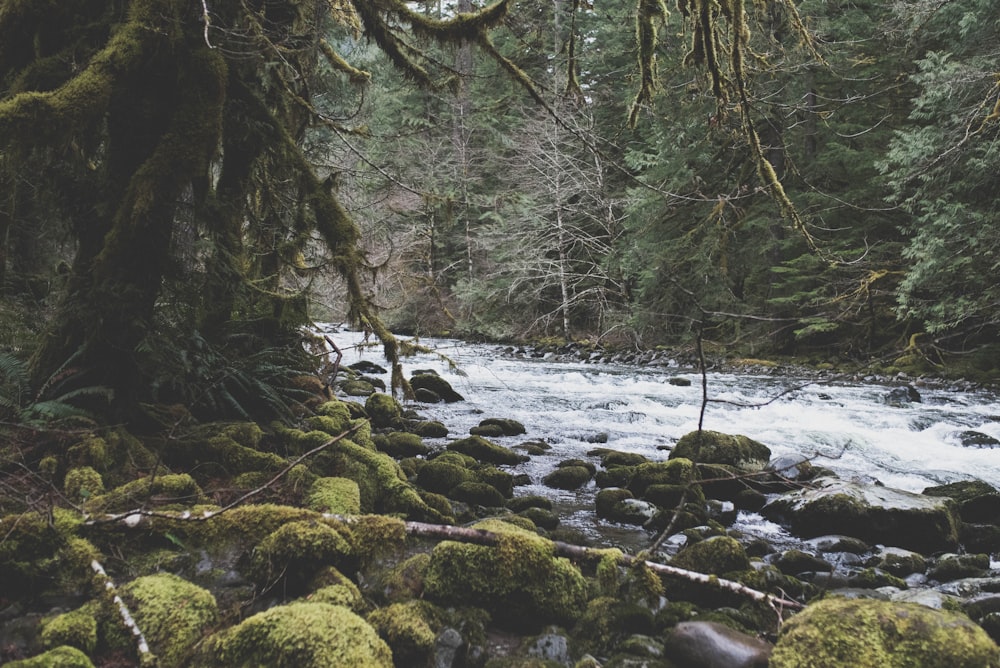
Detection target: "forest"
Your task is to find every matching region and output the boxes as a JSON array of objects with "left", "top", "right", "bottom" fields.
[{"left": 1, "top": 0, "right": 1000, "bottom": 667}]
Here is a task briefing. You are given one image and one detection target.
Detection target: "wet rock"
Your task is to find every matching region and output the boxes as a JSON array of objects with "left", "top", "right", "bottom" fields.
[
  {"left": 475, "top": 418, "right": 526, "bottom": 436},
  {"left": 411, "top": 373, "right": 464, "bottom": 402},
  {"left": 669, "top": 431, "right": 771, "bottom": 472},
  {"left": 416, "top": 460, "right": 474, "bottom": 495},
  {"left": 5, "top": 646, "right": 94, "bottom": 667},
  {"left": 448, "top": 481, "right": 505, "bottom": 508},
  {"left": 672, "top": 535, "right": 750, "bottom": 575},
  {"left": 961, "top": 522, "right": 1000, "bottom": 553},
  {"left": 433, "top": 628, "right": 463, "bottom": 668},
  {"left": 928, "top": 553, "right": 990, "bottom": 582},
  {"left": 596, "top": 489, "right": 657, "bottom": 524},
  {"left": 447, "top": 435, "right": 526, "bottom": 466},
  {"left": 890, "top": 587, "right": 962, "bottom": 610},
  {"left": 923, "top": 479, "right": 1000, "bottom": 524},
  {"left": 663, "top": 621, "right": 772, "bottom": 668},
  {"left": 367, "top": 600, "right": 444, "bottom": 667},
  {"left": 761, "top": 477, "right": 960, "bottom": 553},
  {"left": 628, "top": 459, "right": 698, "bottom": 496},
  {"left": 468, "top": 423, "right": 504, "bottom": 437},
  {"left": 770, "top": 597, "right": 998, "bottom": 668},
  {"left": 349, "top": 360, "right": 388, "bottom": 375},
  {"left": 518, "top": 506, "right": 560, "bottom": 530},
  {"left": 876, "top": 547, "right": 927, "bottom": 577},
  {"left": 955, "top": 430, "right": 1000, "bottom": 448},
  {"left": 306, "top": 477, "right": 362, "bottom": 515},
  {"left": 766, "top": 454, "right": 816, "bottom": 483},
  {"left": 885, "top": 385, "right": 921, "bottom": 406},
  {"left": 590, "top": 449, "right": 649, "bottom": 467},
  {"left": 507, "top": 495, "right": 553, "bottom": 512},
  {"left": 373, "top": 431, "right": 429, "bottom": 458},
  {"left": 667, "top": 376, "right": 692, "bottom": 386},
  {"left": 525, "top": 630, "right": 572, "bottom": 664},
  {"left": 801, "top": 534, "right": 870, "bottom": 554},
  {"left": 341, "top": 379, "right": 376, "bottom": 396},
  {"left": 409, "top": 420, "right": 450, "bottom": 438},
  {"left": 773, "top": 550, "right": 833, "bottom": 577},
  {"left": 414, "top": 387, "right": 443, "bottom": 403},
  {"left": 544, "top": 465, "right": 595, "bottom": 490},
  {"left": 515, "top": 439, "right": 551, "bottom": 455}
]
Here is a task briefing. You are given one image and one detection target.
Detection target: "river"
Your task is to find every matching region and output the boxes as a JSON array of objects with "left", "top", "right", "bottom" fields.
[{"left": 327, "top": 330, "right": 1000, "bottom": 545}]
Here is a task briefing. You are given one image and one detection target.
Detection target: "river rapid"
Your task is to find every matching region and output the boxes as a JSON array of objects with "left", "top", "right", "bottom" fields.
[{"left": 328, "top": 330, "right": 1000, "bottom": 547}]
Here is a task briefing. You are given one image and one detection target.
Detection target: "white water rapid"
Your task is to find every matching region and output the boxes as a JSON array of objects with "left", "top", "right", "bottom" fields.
[{"left": 328, "top": 330, "right": 1000, "bottom": 544}]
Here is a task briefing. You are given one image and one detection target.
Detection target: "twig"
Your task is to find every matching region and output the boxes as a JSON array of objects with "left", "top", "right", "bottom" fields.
[{"left": 201, "top": 0, "right": 215, "bottom": 49}]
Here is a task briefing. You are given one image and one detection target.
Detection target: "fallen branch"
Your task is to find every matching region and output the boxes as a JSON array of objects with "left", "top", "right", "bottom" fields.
[
  {"left": 387, "top": 519, "right": 804, "bottom": 612},
  {"left": 92, "top": 560, "right": 155, "bottom": 665}
]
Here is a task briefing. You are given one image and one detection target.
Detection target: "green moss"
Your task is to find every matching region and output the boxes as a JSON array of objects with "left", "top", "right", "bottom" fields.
[
  {"left": 449, "top": 480, "right": 506, "bottom": 507},
  {"left": 307, "top": 566, "right": 365, "bottom": 612},
  {"left": 66, "top": 436, "right": 110, "bottom": 470},
  {"left": 417, "top": 460, "right": 473, "bottom": 496},
  {"left": 373, "top": 431, "right": 428, "bottom": 458},
  {"left": 84, "top": 473, "right": 205, "bottom": 514},
  {"left": 348, "top": 514, "right": 407, "bottom": 564},
  {"left": 365, "top": 392, "right": 403, "bottom": 429},
  {"left": 671, "top": 535, "right": 750, "bottom": 575},
  {"left": 379, "top": 552, "right": 432, "bottom": 602},
  {"left": 249, "top": 520, "right": 355, "bottom": 592},
  {"left": 447, "top": 435, "right": 526, "bottom": 466},
  {"left": 423, "top": 519, "right": 588, "bottom": 629},
  {"left": 312, "top": 400, "right": 354, "bottom": 433},
  {"left": 669, "top": 431, "right": 771, "bottom": 471},
  {"left": 367, "top": 600, "right": 445, "bottom": 666},
  {"left": 5, "top": 645, "right": 95, "bottom": 667},
  {"left": 627, "top": 458, "right": 698, "bottom": 496},
  {"left": 307, "top": 477, "right": 362, "bottom": 515},
  {"left": 0, "top": 508, "right": 85, "bottom": 597},
  {"left": 200, "top": 602, "right": 392, "bottom": 667},
  {"left": 118, "top": 573, "right": 218, "bottom": 668},
  {"left": 40, "top": 609, "right": 98, "bottom": 653},
  {"left": 543, "top": 465, "right": 594, "bottom": 490},
  {"left": 770, "top": 597, "right": 1000, "bottom": 668},
  {"left": 63, "top": 467, "right": 105, "bottom": 503}
]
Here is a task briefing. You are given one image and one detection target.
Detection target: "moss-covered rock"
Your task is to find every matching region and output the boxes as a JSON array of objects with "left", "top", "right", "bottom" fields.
[
  {"left": 475, "top": 418, "right": 526, "bottom": 436},
  {"left": 199, "top": 602, "right": 392, "bottom": 667},
  {"left": 928, "top": 553, "right": 990, "bottom": 582},
  {"left": 449, "top": 481, "right": 506, "bottom": 507},
  {"left": 416, "top": 459, "right": 475, "bottom": 495},
  {"left": 770, "top": 597, "right": 1000, "bottom": 668},
  {"left": 373, "top": 431, "right": 428, "bottom": 458},
  {"left": 671, "top": 535, "right": 750, "bottom": 575},
  {"left": 447, "top": 435, "right": 526, "bottom": 466},
  {"left": 596, "top": 488, "right": 655, "bottom": 525},
  {"left": 365, "top": 392, "right": 404, "bottom": 429},
  {"left": 627, "top": 458, "right": 698, "bottom": 497},
  {"left": 543, "top": 465, "right": 594, "bottom": 490},
  {"left": 306, "top": 477, "right": 362, "bottom": 515},
  {"left": 307, "top": 566, "right": 365, "bottom": 612},
  {"left": 877, "top": 547, "right": 927, "bottom": 577},
  {"left": 669, "top": 431, "right": 771, "bottom": 471},
  {"left": 761, "top": 477, "right": 960, "bottom": 553},
  {"left": 924, "top": 480, "right": 1000, "bottom": 524},
  {"left": 39, "top": 609, "right": 98, "bottom": 654},
  {"left": 118, "top": 573, "right": 218, "bottom": 668},
  {"left": 63, "top": 467, "right": 105, "bottom": 504},
  {"left": 84, "top": 473, "right": 205, "bottom": 514},
  {"left": 590, "top": 449, "right": 649, "bottom": 468},
  {"left": 410, "top": 372, "right": 464, "bottom": 402},
  {"left": 248, "top": 519, "right": 355, "bottom": 592},
  {"left": 0, "top": 509, "right": 94, "bottom": 598},
  {"left": 572, "top": 596, "right": 656, "bottom": 656},
  {"left": 507, "top": 495, "right": 554, "bottom": 512},
  {"left": 519, "top": 506, "right": 560, "bottom": 530},
  {"left": 5, "top": 646, "right": 95, "bottom": 667},
  {"left": 423, "top": 519, "right": 588, "bottom": 629},
  {"left": 367, "top": 600, "right": 446, "bottom": 666},
  {"left": 408, "top": 420, "right": 450, "bottom": 438}
]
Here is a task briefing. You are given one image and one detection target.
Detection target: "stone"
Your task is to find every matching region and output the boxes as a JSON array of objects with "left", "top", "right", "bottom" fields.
[
  {"left": 761, "top": 477, "right": 960, "bottom": 553},
  {"left": 670, "top": 431, "right": 771, "bottom": 471},
  {"left": 476, "top": 418, "right": 527, "bottom": 436},
  {"left": 446, "top": 435, "right": 526, "bottom": 466},
  {"left": 448, "top": 481, "right": 506, "bottom": 508},
  {"left": 373, "top": 431, "right": 429, "bottom": 458},
  {"left": 663, "top": 621, "right": 772, "bottom": 668},
  {"left": 410, "top": 373, "right": 464, "bottom": 402},
  {"left": 365, "top": 392, "right": 404, "bottom": 429},
  {"left": 672, "top": 535, "right": 750, "bottom": 575},
  {"left": 770, "top": 597, "right": 998, "bottom": 668},
  {"left": 409, "top": 420, "right": 450, "bottom": 438},
  {"left": 543, "top": 465, "right": 594, "bottom": 490}
]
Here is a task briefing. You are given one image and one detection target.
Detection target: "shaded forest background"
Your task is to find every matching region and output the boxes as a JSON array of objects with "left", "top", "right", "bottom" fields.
[{"left": 1, "top": 0, "right": 999, "bottom": 427}]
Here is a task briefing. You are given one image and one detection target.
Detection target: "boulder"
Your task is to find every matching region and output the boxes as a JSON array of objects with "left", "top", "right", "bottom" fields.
[
  {"left": 446, "top": 435, "right": 526, "bottom": 466},
  {"left": 669, "top": 431, "right": 771, "bottom": 471},
  {"left": 671, "top": 535, "right": 750, "bottom": 575},
  {"left": 761, "top": 477, "right": 960, "bottom": 553},
  {"left": 408, "top": 420, "right": 450, "bottom": 438},
  {"left": 475, "top": 418, "right": 526, "bottom": 436},
  {"left": 544, "top": 465, "right": 594, "bottom": 490},
  {"left": 199, "top": 602, "right": 392, "bottom": 667},
  {"left": 365, "top": 392, "right": 404, "bottom": 429},
  {"left": 770, "top": 597, "right": 998, "bottom": 668},
  {"left": 373, "top": 431, "right": 429, "bottom": 458},
  {"left": 410, "top": 373, "right": 464, "bottom": 402},
  {"left": 663, "top": 621, "right": 772, "bottom": 668}
]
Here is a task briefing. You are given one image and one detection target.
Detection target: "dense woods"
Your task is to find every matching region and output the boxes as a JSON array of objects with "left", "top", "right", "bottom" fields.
[
  {"left": 2, "top": 2, "right": 1000, "bottom": 667},
  {"left": 0, "top": 0, "right": 997, "bottom": 422}
]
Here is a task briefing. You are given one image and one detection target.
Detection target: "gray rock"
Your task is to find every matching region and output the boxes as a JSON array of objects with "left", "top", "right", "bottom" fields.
[
  {"left": 663, "top": 621, "right": 771, "bottom": 668},
  {"left": 434, "top": 628, "right": 463, "bottom": 668},
  {"left": 762, "top": 477, "right": 959, "bottom": 553}
]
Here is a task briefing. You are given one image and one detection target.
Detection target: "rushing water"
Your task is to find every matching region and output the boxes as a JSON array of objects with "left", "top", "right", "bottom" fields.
[{"left": 327, "top": 330, "right": 1000, "bottom": 545}]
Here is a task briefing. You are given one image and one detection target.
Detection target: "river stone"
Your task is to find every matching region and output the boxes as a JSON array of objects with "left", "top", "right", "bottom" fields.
[
  {"left": 928, "top": 553, "right": 990, "bottom": 582},
  {"left": 410, "top": 373, "right": 464, "bottom": 402},
  {"left": 447, "top": 435, "right": 526, "bottom": 466},
  {"left": 761, "top": 477, "right": 960, "bottom": 553},
  {"left": 409, "top": 420, "right": 450, "bottom": 438},
  {"left": 877, "top": 547, "right": 927, "bottom": 577},
  {"left": 769, "top": 597, "right": 999, "bottom": 668},
  {"left": 669, "top": 430, "right": 771, "bottom": 471},
  {"left": 923, "top": 479, "right": 1000, "bottom": 524},
  {"left": 477, "top": 418, "right": 527, "bottom": 436},
  {"left": 544, "top": 465, "right": 594, "bottom": 490},
  {"left": 663, "top": 621, "right": 771, "bottom": 668}
]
